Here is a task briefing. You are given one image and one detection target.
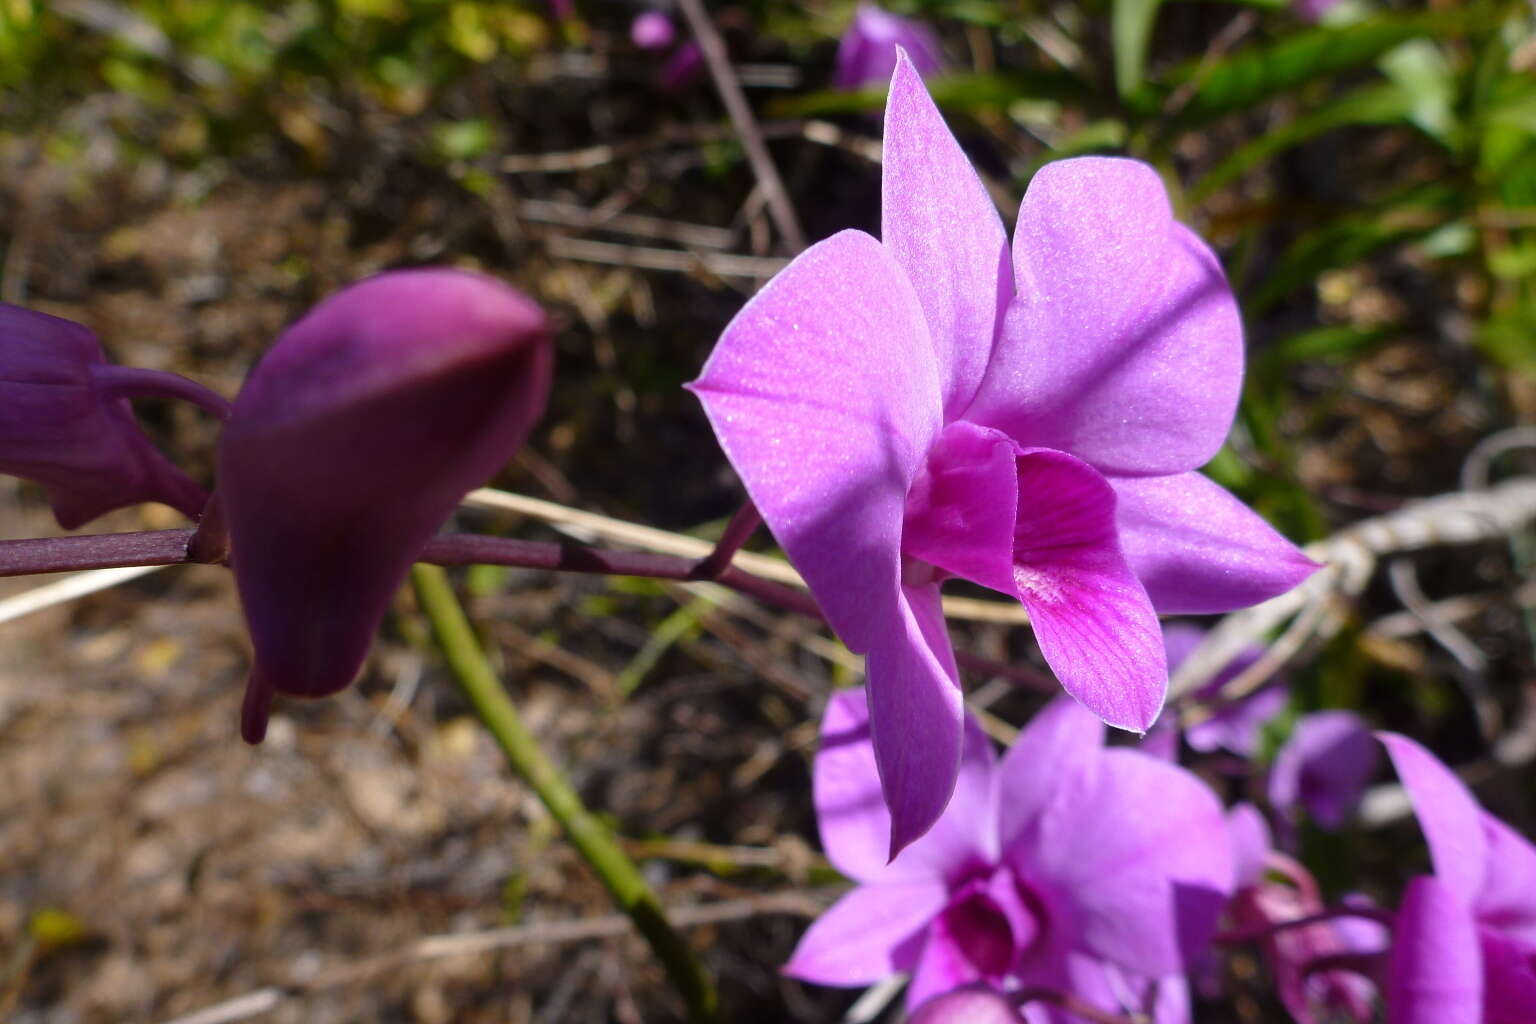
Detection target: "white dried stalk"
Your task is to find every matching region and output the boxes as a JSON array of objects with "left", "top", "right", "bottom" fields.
[{"left": 1171, "top": 476, "right": 1536, "bottom": 704}]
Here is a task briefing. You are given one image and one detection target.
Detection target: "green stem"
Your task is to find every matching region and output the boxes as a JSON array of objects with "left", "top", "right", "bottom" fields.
[{"left": 410, "top": 564, "right": 721, "bottom": 1023}]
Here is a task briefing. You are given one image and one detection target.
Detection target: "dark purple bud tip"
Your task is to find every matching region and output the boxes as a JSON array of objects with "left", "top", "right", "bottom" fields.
[
  {"left": 241, "top": 671, "right": 275, "bottom": 745},
  {"left": 0, "top": 303, "right": 207, "bottom": 528},
  {"left": 219, "top": 268, "right": 552, "bottom": 738}
]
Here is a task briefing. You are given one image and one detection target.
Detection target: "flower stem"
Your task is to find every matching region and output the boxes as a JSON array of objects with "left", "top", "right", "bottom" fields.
[
  {"left": 1213, "top": 904, "right": 1396, "bottom": 945},
  {"left": 92, "top": 364, "right": 233, "bottom": 421},
  {"left": 408, "top": 564, "right": 721, "bottom": 1023},
  {"left": 687, "top": 499, "right": 762, "bottom": 581}
]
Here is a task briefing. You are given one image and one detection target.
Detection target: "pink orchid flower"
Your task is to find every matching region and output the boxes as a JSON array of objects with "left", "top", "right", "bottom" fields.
[
  {"left": 1380, "top": 732, "right": 1536, "bottom": 1023},
  {"left": 689, "top": 53, "right": 1316, "bottom": 852},
  {"left": 786, "top": 689, "right": 1231, "bottom": 1017}
]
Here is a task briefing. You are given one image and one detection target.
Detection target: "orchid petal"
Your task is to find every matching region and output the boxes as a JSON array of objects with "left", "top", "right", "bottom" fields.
[
  {"left": 867, "top": 582, "right": 968, "bottom": 858},
  {"left": 814, "top": 687, "right": 896, "bottom": 883},
  {"left": 783, "top": 881, "right": 946, "bottom": 986},
  {"left": 837, "top": 9, "right": 945, "bottom": 91},
  {"left": 815, "top": 684, "right": 998, "bottom": 885},
  {"left": 995, "top": 696, "right": 1104, "bottom": 851},
  {"left": 689, "top": 229, "right": 942, "bottom": 654},
  {"left": 966, "top": 160, "right": 1243, "bottom": 475},
  {"left": 1164, "top": 623, "right": 1287, "bottom": 757},
  {"left": 1476, "top": 814, "right": 1536, "bottom": 945},
  {"left": 908, "top": 922, "right": 988, "bottom": 1010},
  {"left": 883, "top": 54, "right": 1009, "bottom": 418},
  {"left": 1186, "top": 683, "right": 1287, "bottom": 757},
  {"left": 1021, "top": 749, "right": 1233, "bottom": 975},
  {"left": 1268, "top": 711, "right": 1378, "bottom": 830},
  {"left": 1011, "top": 448, "right": 1166, "bottom": 732},
  {"left": 908, "top": 870, "right": 1035, "bottom": 1008},
  {"left": 1481, "top": 929, "right": 1536, "bottom": 1024},
  {"left": 1386, "top": 876, "right": 1482, "bottom": 1024},
  {"left": 1113, "top": 472, "right": 1319, "bottom": 614},
  {"left": 1227, "top": 803, "right": 1273, "bottom": 891},
  {"left": 909, "top": 986, "right": 1023, "bottom": 1024},
  {"left": 902, "top": 420, "right": 1019, "bottom": 596},
  {"left": 1379, "top": 732, "right": 1488, "bottom": 903}
]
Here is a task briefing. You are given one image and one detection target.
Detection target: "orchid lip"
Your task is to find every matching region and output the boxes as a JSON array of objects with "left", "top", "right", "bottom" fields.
[{"left": 936, "top": 867, "right": 1047, "bottom": 978}]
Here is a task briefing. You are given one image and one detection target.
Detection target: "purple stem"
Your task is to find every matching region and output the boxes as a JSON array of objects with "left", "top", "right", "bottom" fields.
[
  {"left": 1213, "top": 904, "right": 1396, "bottom": 946},
  {"left": 0, "top": 529, "right": 1061, "bottom": 692},
  {"left": 92, "top": 364, "right": 233, "bottom": 421},
  {"left": 686, "top": 499, "right": 762, "bottom": 581},
  {"left": 0, "top": 529, "right": 825, "bottom": 621},
  {"left": 0, "top": 529, "right": 201, "bottom": 577}
]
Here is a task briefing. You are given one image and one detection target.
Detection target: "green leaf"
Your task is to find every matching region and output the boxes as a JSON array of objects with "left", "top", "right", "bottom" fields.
[
  {"left": 1253, "top": 323, "right": 1399, "bottom": 378},
  {"left": 1148, "top": 9, "right": 1482, "bottom": 126},
  {"left": 1246, "top": 183, "right": 1461, "bottom": 314},
  {"left": 1113, "top": 0, "right": 1165, "bottom": 100},
  {"left": 1190, "top": 82, "right": 1415, "bottom": 201},
  {"left": 1379, "top": 39, "right": 1457, "bottom": 144}
]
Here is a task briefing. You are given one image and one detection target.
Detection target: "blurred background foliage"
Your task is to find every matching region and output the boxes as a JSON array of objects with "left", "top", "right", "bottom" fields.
[{"left": 2, "top": 0, "right": 1535, "bottom": 1020}]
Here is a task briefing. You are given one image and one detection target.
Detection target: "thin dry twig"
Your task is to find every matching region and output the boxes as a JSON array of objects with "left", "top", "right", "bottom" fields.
[
  {"left": 461, "top": 487, "right": 1033, "bottom": 625},
  {"left": 0, "top": 564, "right": 167, "bottom": 626},
  {"left": 1171, "top": 476, "right": 1536, "bottom": 707},
  {"left": 675, "top": 0, "right": 807, "bottom": 253},
  {"left": 543, "top": 235, "right": 787, "bottom": 282}
]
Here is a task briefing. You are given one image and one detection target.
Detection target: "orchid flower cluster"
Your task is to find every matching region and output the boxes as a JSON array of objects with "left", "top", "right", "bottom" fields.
[{"left": 1, "top": 49, "right": 1528, "bottom": 1024}]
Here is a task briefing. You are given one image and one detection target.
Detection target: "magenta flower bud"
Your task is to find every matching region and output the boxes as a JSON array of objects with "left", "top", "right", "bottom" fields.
[
  {"left": 218, "top": 269, "right": 552, "bottom": 744},
  {"left": 0, "top": 303, "right": 206, "bottom": 529},
  {"left": 631, "top": 10, "right": 675, "bottom": 50},
  {"left": 835, "top": 4, "right": 944, "bottom": 91}
]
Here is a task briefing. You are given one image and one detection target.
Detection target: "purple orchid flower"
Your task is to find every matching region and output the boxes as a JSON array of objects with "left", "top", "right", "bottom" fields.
[
  {"left": 1225, "top": 803, "right": 1385, "bottom": 1022},
  {"left": 835, "top": 4, "right": 944, "bottom": 91},
  {"left": 689, "top": 53, "right": 1316, "bottom": 852},
  {"left": 1269, "top": 711, "right": 1379, "bottom": 830},
  {"left": 0, "top": 303, "right": 207, "bottom": 529},
  {"left": 219, "top": 269, "right": 552, "bottom": 744},
  {"left": 631, "top": 10, "right": 675, "bottom": 50},
  {"left": 1380, "top": 732, "right": 1536, "bottom": 1023},
  {"left": 785, "top": 689, "right": 1232, "bottom": 1017}
]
